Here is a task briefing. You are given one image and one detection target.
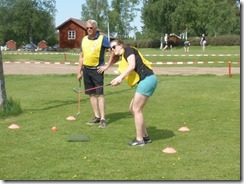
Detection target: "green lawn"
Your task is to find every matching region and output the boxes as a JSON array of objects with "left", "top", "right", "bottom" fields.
[{"left": 0, "top": 74, "right": 240, "bottom": 180}]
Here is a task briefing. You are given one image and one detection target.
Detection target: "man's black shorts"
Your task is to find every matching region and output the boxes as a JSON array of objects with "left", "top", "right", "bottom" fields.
[{"left": 82, "top": 66, "right": 104, "bottom": 95}]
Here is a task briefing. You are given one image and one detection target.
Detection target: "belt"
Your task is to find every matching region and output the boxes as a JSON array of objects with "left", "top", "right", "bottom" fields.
[{"left": 83, "top": 65, "right": 98, "bottom": 69}]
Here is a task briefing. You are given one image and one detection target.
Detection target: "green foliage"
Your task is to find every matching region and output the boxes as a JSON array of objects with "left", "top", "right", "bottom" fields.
[
  {"left": 81, "top": 0, "right": 140, "bottom": 38},
  {"left": 110, "top": 0, "right": 140, "bottom": 38},
  {"left": 141, "top": 0, "right": 240, "bottom": 39},
  {"left": 188, "top": 35, "right": 240, "bottom": 46},
  {"left": 0, "top": 74, "right": 240, "bottom": 180},
  {"left": 0, "top": 0, "right": 57, "bottom": 46},
  {"left": 0, "top": 96, "right": 22, "bottom": 117},
  {"left": 122, "top": 35, "right": 240, "bottom": 48},
  {"left": 125, "top": 39, "right": 160, "bottom": 48},
  {"left": 81, "top": 0, "right": 109, "bottom": 31}
]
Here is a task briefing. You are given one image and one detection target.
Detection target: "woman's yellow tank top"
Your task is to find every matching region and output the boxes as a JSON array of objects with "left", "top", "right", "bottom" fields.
[{"left": 118, "top": 47, "right": 152, "bottom": 87}]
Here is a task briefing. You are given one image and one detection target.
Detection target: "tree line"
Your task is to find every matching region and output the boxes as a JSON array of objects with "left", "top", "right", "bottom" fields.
[
  {"left": 141, "top": 0, "right": 240, "bottom": 39},
  {"left": 0, "top": 0, "right": 57, "bottom": 47},
  {"left": 0, "top": 0, "right": 240, "bottom": 47},
  {"left": 81, "top": 0, "right": 240, "bottom": 39}
]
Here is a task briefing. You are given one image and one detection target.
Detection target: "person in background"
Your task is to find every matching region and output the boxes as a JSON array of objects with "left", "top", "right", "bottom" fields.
[
  {"left": 184, "top": 40, "right": 190, "bottom": 52},
  {"left": 77, "top": 19, "right": 114, "bottom": 129},
  {"left": 200, "top": 34, "right": 207, "bottom": 51},
  {"left": 162, "top": 33, "right": 168, "bottom": 51},
  {"left": 101, "top": 39, "right": 158, "bottom": 146}
]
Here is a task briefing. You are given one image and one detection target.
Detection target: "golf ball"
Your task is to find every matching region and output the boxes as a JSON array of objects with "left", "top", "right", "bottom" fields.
[{"left": 52, "top": 126, "right": 57, "bottom": 132}]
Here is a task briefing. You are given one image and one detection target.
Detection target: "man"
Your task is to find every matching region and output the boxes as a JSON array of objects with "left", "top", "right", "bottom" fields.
[
  {"left": 162, "top": 33, "right": 168, "bottom": 51},
  {"left": 77, "top": 19, "right": 113, "bottom": 128}
]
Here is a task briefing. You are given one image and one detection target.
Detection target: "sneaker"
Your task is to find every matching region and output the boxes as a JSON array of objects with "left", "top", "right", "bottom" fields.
[
  {"left": 98, "top": 119, "right": 106, "bottom": 128},
  {"left": 143, "top": 136, "right": 152, "bottom": 144},
  {"left": 87, "top": 117, "right": 100, "bottom": 125},
  {"left": 128, "top": 139, "right": 145, "bottom": 146}
]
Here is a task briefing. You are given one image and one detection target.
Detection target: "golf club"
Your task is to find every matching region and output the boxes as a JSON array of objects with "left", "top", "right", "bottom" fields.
[
  {"left": 77, "top": 80, "right": 81, "bottom": 116},
  {"left": 73, "top": 83, "right": 111, "bottom": 93}
]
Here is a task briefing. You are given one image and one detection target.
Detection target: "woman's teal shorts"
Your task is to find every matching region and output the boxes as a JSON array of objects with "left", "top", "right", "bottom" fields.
[{"left": 136, "top": 74, "right": 158, "bottom": 96}]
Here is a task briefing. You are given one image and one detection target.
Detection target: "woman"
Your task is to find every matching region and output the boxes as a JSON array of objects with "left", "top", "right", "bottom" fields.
[
  {"left": 105, "top": 39, "right": 158, "bottom": 146},
  {"left": 200, "top": 34, "right": 207, "bottom": 51}
]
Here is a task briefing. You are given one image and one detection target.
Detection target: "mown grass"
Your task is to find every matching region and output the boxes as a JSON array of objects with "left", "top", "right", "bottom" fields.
[
  {"left": 0, "top": 74, "right": 240, "bottom": 180},
  {"left": 1, "top": 46, "right": 240, "bottom": 67}
]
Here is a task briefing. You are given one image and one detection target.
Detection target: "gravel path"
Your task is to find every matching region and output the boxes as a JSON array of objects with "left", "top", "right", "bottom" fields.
[{"left": 3, "top": 62, "right": 240, "bottom": 76}]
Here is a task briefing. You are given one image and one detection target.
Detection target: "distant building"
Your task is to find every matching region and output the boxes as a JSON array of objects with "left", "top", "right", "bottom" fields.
[
  {"left": 37, "top": 40, "right": 48, "bottom": 50},
  {"left": 6, "top": 40, "right": 16, "bottom": 50},
  {"left": 56, "top": 18, "right": 113, "bottom": 49}
]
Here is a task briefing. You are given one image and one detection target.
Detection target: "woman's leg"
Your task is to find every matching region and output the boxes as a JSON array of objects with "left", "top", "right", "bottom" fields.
[{"left": 131, "top": 92, "right": 149, "bottom": 141}]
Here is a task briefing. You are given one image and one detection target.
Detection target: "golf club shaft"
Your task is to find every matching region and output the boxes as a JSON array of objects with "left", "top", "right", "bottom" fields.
[
  {"left": 77, "top": 79, "right": 81, "bottom": 116},
  {"left": 73, "top": 84, "right": 111, "bottom": 93}
]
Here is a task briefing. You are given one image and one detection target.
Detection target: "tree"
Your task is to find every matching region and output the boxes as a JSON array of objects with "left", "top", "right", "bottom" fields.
[
  {"left": 206, "top": 0, "right": 237, "bottom": 36},
  {"left": 81, "top": 0, "right": 140, "bottom": 39},
  {"left": 0, "top": 50, "right": 7, "bottom": 107},
  {"left": 110, "top": 0, "right": 140, "bottom": 38},
  {"left": 0, "top": 0, "right": 57, "bottom": 46},
  {"left": 170, "top": 0, "right": 198, "bottom": 38},
  {"left": 81, "top": 0, "right": 110, "bottom": 32},
  {"left": 141, "top": 0, "right": 240, "bottom": 39}
]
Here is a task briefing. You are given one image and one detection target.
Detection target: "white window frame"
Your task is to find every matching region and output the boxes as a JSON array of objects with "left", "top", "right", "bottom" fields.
[{"left": 68, "top": 30, "right": 76, "bottom": 40}]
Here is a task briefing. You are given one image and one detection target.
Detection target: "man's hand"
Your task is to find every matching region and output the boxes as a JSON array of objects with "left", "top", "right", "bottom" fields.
[
  {"left": 97, "top": 66, "right": 108, "bottom": 74},
  {"left": 77, "top": 72, "right": 82, "bottom": 81}
]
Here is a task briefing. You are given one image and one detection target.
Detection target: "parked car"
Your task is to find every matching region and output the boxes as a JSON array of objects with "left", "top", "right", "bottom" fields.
[
  {"left": 47, "top": 44, "right": 59, "bottom": 51},
  {"left": 23, "top": 44, "right": 37, "bottom": 52},
  {"left": 18, "top": 43, "right": 37, "bottom": 52}
]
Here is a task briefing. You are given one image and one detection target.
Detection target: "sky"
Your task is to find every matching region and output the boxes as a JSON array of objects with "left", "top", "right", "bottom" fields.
[{"left": 55, "top": 0, "right": 142, "bottom": 36}]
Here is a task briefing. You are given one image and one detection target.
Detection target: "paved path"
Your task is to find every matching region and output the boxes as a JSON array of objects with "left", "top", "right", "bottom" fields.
[{"left": 3, "top": 62, "right": 240, "bottom": 76}]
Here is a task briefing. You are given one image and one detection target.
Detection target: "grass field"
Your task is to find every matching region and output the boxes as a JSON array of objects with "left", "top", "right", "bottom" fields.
[
  {"left": 0, "top": 73, "right": 240, "bottom": 180},
  {"left": 1, "top": 46, "right": 240, "bottom": 67}
]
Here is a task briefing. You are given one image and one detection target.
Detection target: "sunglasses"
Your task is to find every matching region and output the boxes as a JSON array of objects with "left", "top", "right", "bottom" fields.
[
  {"left": 86, "top": 27, "right": 94, "bottom": 30},
  {"left": 110, "top": 45, "right": 116, "bottom": 51}
]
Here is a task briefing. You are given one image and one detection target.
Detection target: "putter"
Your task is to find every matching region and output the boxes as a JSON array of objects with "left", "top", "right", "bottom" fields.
[
  {"left": 73, "top": 83, "right": 111, "bottom": 93},
  {"left": 77, "top": 80, "right": 81, "bottom": 116}
]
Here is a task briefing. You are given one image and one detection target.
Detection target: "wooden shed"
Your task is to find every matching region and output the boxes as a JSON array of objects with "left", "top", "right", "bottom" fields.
[
  {"left": 56, "top": 18, "right": 87, "bottom": 49},
  {"left": 56, "top": 18, "right": 113, "bottom": 49},
  {"left": 6, "top": 40, "right": 16, "bottom": 50},
  {"left": 37, "top": 40, "right": 48, "bottom": 50}
]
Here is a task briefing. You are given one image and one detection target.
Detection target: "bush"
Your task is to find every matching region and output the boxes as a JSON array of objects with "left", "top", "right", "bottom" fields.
[
  {"left": 125, "top": 39, "right": 160, "bottom": 48},
  {"left": 0, "top": 97, "right": 22, "bottom": 118},
  {"left": 124, "top": 35, "right": 240, "bottom": 48},
  {"left": 188, "top": 35, "right": 240, "bottom": 46}
]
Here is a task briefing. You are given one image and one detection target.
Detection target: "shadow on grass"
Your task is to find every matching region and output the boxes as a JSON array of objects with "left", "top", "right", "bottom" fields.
[
  {"left": 25, "top": 88, "right": 134, "bottom": 112},
  {"left": 106, "top": 111, "right": 133, "bottom": 124},
  {"left": 105, "top": 112, "right": 175, "bottom": 142},
  {"left": 147, "top": 126, "right": 175, "bottom": 141},
  {"left": 25, "top": 100, "right": 76, "bottom": 112}
]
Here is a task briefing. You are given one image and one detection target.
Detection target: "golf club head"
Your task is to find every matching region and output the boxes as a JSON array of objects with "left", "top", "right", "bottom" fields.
[
  {"left": 73, "top": 88, "right": 80, "bottom": 93},
  {"left": 77, "top": 112, "right": 80, "bottom": 116}
]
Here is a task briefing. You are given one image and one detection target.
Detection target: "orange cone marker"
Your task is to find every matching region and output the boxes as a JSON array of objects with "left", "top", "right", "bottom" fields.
[
  {"left": 162, "top": 147, "right": 177, "bottom": 154},
  {"left": 66, "top": 116, "right": 76, "bottom": 121},
  {"left": 178, "top": 127, "right": 190, "bottom": 132},
  {"left": 8, "top": 124, "right": 20, "bottom": 129}
]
